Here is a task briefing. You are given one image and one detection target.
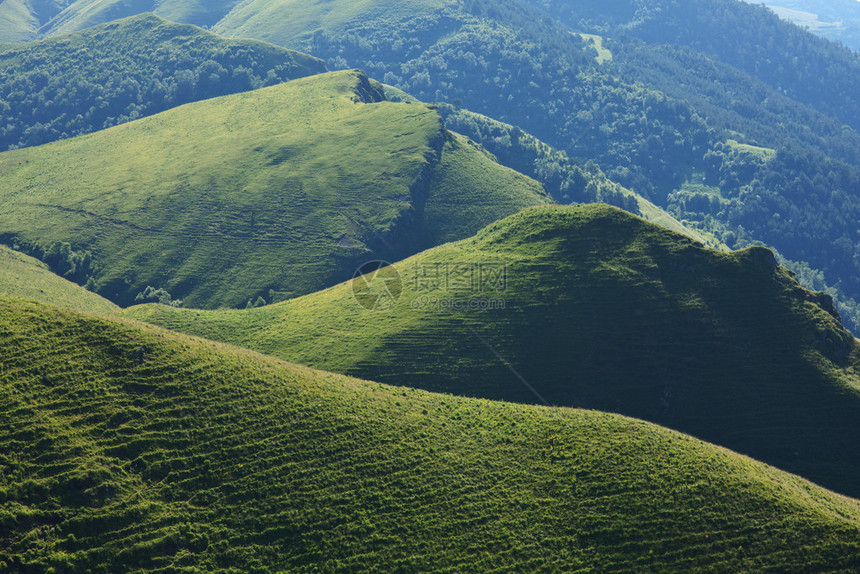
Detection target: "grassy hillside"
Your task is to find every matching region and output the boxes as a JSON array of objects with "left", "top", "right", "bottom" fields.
[
  {"left": 0, "top": 13, "right": 325, "bottom": 151},
  {"left": 0, "top": 69, "right": 548, "bottom": 308},
  {"left": 2, "top": 296, "right": 860, "bottom": 571},
  {"left": 128, "top": 204, "right": 860, "bottom": 498},
  {"left": 213, "top": 0, "right": 445, "bottom": 48},
  {"left": 0, "top": 245, "right": 118, "bottom": 314},
  {"left": 0, "top": 0, "right": 70, "bottom": 42},
  {"left": 8, "top": 1, "right": 860, "bottom": 333},
  {"left": 0, "top": 0, "right": 35, "bottom": 42},
  {"left": 40, "top": 0, "right": 242, "bottom": 35}
]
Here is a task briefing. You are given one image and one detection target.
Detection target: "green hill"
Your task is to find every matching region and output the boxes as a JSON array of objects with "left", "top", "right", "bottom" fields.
[
  {"left": 40, "top": 0, "right": 242, "bottom": 35},
  {"left": 208, "top": 0, "right": 860, "bottom": 334},
  {"left": 212, "top": 0, "right": 444, "bottom": 48},
  {"left": 2, "top": 296, "right": 859, "bottom": 571},
  {"left": 0, "top": 14, "right": 325, "bottom": 151},
  {"left": 0, "top": 69, "right": 549, "bottom": 308},
  {"left": 0, "top": 245, "right": 118, "bottom": 314},
  {"left": 127, "top": 204, "right": 860, "bottom": 498},
  {"left": 7, "top": 2, "right": 860, "bottom": 331}
]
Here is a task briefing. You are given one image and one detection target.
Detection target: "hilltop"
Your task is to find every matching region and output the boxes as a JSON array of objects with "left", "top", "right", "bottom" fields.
[
  {"left": 6, "top": 2, "right": 860, "bottom": 325},
  {"left": 0, "top": 14, "right": 325, "bottom": 151},
  {"left": 2, "top": 296, "right": 859, "bottom": 571},
  {"left": 0, "top": 69, "right": 548, "bottom": 308},
  {"left": 128, "top": 204, "right": 860, "bottom": 498}
]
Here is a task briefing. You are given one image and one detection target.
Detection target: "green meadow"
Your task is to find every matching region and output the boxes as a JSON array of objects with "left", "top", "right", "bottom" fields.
[
  {"left": 0, "top": 2, "right": 858, "bottom": 569},
  {"left": 0, "top": 69, "right": 547, "bottom": 308},
  {"left": 128, "top": 204, "right": 860, "bottom": 498},
  {"left": 1, "top": 297, "right": 859, "bottom": 571},
  {"left": 0, "top": 246, "right": 119, "bottom": 314}
]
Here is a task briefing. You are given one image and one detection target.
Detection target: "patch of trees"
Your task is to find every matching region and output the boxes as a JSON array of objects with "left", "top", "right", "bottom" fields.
[
  {"left": 135, "top": 286, "right": 182, "bottom": 307},
  {"left": 0, "top": 17, "right": 323, "bottom": 151},
  {"left": 1, "top": 238, "right": 99, "bottom": 289},
  {"left": 438, "top": 103, "right": 639, "bottom": 213},
  {"left": 310, "top": 9, "right": 709, "bottom": 201}
]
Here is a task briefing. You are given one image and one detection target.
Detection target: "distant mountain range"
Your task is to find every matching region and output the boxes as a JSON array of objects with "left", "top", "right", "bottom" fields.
[
  {"left": 4, "top": 0, "right": 860, "bottom": 335},
  {"left": 756, "top": 0, "right": 860, "bottom": 51}
]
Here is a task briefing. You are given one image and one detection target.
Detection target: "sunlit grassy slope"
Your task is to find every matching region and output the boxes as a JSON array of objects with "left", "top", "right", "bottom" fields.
[
  {"left": 41, "top": 1, "right": 241, "bottom": 35},
  {"left": 0, "top": 246, "right": 118, "bottom": 314},
  {"left": 2, "top": 296, "right": 859, "bottom": 571},
  {"left": 213, "top": 0, "right": 445, "bottom": 47},
  {"left": 0, "top": 0, "right": 62, "bottom": 42},
  {"left": 18, "top": 0, "right": 444, "bottom": 42},
  {"left": 0, "top": 69, "right": 548, "bottom": 308},
  {"left": 128, "top": 204, "right": 860, "bottom": 498}
]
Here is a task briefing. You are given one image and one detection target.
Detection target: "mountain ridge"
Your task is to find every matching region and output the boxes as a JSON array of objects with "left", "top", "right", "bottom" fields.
[
  {"left": 0, "top": 68, "right": 549, "bottom": 308},
  {"left": 127, "top": 204, "right": 860, "bottom": 498}
]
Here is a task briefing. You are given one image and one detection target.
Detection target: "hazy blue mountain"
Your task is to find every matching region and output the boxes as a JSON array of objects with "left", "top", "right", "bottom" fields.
[{"left": 755, "top": 0, "right": 860, "bottom": 51}]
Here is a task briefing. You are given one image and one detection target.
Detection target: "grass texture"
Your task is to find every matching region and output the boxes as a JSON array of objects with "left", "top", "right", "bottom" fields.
[
  {"left": 128, "top": 204, "right": 860, "bottom": 498},
  {"left": 0, "top": 69, "right": 548, "bottom": 308},
  {"left": 0, "top": 245, "right": 118, "bottom": 314},
  {"left": 1, "top": 296, "right": 859, "bottom": 571}
]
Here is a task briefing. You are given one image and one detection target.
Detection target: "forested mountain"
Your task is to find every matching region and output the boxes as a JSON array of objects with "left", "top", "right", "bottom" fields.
[
  {"left": 128, "top": 205, "right": 860, "bottom": 499},
  {"left": 5, "top": 1, "right": 860, "bottom": 334},
  {"left": 0, "top": 14, "right": 324, "bottom": 151},
  {"left": 0, "top": 69, "right": 548, "bottom": 308},
  {"left": 527, "top": 0, "right": 860, "bottom": 130},
  {"left": 751, "top": 0, "right": 860, "bottom": 52},
  {"left": 432, "top": 101, "right": 719, "bottom": 246}
]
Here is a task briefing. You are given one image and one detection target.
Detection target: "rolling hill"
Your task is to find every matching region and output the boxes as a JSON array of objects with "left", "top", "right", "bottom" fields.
[
  {"left": 6, "top": 2, "right": 860, "bottom": 332},
  {"left": 0, "top": 245, "right": 119, "bottom": 314},
  {"left": 41, "top": 0, "right": 242, "bottom": 35},
  {"left": 127, "top": 204, "right": 860, "bottom": 498},
  {"left": 0, "top": 0, "right": 69, "bottom": 42},
  {"left": 2, "top": 296, "right": 859, "bottom": 571},
  {"left": 0, "top": 10, "right": 686, "bottom": 244},
  {"left": 0, "top": 14, "right": 325, "bottom": 151},
  {"left": 0, "top": 69, "right": 549, "bottom": 308},
  {"left": 209, "top": 0, "right": 860, "bottom": 335}
]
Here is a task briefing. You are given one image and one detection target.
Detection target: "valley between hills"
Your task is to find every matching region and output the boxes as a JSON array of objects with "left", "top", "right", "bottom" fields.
[{"left": 1, "top": 1, "right": 859, "bottom": 571}]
